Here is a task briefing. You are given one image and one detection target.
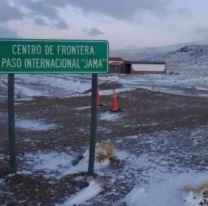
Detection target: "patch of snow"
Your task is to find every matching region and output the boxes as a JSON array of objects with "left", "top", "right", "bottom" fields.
[
  {"left": 119, "top": 74, "right": 208, "bottom": 97},
  {"left": 0, "top": 74, "right": 91, "bottom": 99},
  {"left": 99, "top": 111, "right": 122, "bottom": 122},
  {"left": 21, "top": 151, "right": 74, "bottom": 177},
  {"left": 2, "top": 72, "right": 208, "bottom": 98},
  {"left": 99, "top": 87, "right": 132, "bottom": 95},
  {"left": 123, "top": 171, "right": 208, "bottom": 206},
  {"left": 15, "top": 84, "right": 43, "bottom": 97},
  {"left": 126, "top": 135, "right": 138, "bottom": 139},
  {"left": 190, "top": 125, "right": 208, "bottom": 146},
  {"left": 97, "top": 126, "right": 112, "bottom": 134},
  {"left": 183, "top": 191, "right": 202, "bottom": 206},
  {"left": 195, "top": 86, "right": 208, "bottom": 91},
  {"left": 56, "top": 180, "right": 102, "bottom": 206},
  {"left": 124, "top": 187, "right": 146, "bottom": 206},
  {"left": 137, "top": 122, "right": 160, "bottom": 127},
  {"left": 16, "top": 119, "right": 56, "bottom": 131},
  {"left": 76, "top": 106, "right": 91, "bottom": 111},
  {"left": 116, "top": 139, "right": 122, "bottom": 143},
  {"left": 116, "top": 147, "right": 208, "bottom": 206},
  {"left": 99, "top": 75, "right": 120, "bottom": 82}
]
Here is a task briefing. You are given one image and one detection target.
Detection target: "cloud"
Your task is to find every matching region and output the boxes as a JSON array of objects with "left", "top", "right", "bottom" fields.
[
  {"left": 14, "top": 0, "right": 170, "bottom": 26},
  {"left": 86, "top": 27, "right": 104, "bottom": 36},
  {"left": 34, "top": 17, "right": 47, "bottom": 26},
  {"left": 1, "top": 0, "right": 172, "bottom": 32},
  {"left": 66, "top": 0, "right": 170, "bottom": 20},
  {"left": 0, "top": 0, "right": 23, "bottom": 23},
  {"left": 19, "top": 0, "right": 59, "bottom": 19},
  {"left": 0, "top": 26, "right": 17, "bottom": 38},
  {"left": 15, "top": 0, "right": 69, "bottom": 29},
  {"left": 55, "top": 20, "right": 68, "bottom": 30}
]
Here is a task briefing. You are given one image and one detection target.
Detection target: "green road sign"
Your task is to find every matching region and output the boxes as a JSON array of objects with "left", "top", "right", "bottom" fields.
[{"left": 0, "top": 39, "right": 109, "bottom": 73}]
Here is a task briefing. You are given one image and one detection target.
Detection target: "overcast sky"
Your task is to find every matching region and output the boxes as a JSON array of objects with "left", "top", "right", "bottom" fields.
[{"left": 0, "top": 0, "right": 208, "bottom": 49}]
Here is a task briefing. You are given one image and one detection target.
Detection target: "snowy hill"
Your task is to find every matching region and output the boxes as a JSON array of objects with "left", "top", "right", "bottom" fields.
[
  {"left": 150, "top": 45, "right": 208, "bottom": 70},
  {"left": 110, "top": 43, "right": 188, "bottom": 60},
  {"left": 111, "top": 43, "right": 208, "bottom": 73}
]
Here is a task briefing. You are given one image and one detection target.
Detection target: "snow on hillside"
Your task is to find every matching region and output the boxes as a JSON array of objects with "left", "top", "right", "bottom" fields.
[
  {"left": 150, "top": 45, "right": 208, "bottom": 72},
  {"left": 110, "top": 42, "right": 188, "bottom": 60},
  {"left": 111, "top": 43, "right": 208, "bottom": 73}
]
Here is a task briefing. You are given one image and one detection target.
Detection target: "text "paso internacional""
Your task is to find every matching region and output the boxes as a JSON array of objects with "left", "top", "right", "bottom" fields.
[{"left": 0, "top": 40, "right": 109, "bottom": 73}]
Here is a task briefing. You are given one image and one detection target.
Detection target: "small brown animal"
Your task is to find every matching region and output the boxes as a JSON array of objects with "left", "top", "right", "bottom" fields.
[
  {"left": 83, "top": 142, "right": 115, "bottom": 162},
  {"left": 95, "top": 142, "right": 115, "bottom": 162}
]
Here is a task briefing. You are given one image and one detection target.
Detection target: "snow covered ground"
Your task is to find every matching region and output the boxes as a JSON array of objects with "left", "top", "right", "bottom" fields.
[
  {"left": 99, "top": 74, "right": 208, "bottom": 97},
  {"left": 16, "top": 118, "right": 56, "bottom": 131},
  {"left": 0, "top": 74, "right": 91, "bottom": 99},
  {"left": 1, "top": 71, "right": 208, "bottom": 205},
  {"left": 121, "top": 151, "right": 208, "bottom": 206},
  {"left": 1, "top": 73, "right": 208, "bottom": 100},
  {"left": 19, "top": 151, "right": 75, "bottom": 177},
  {"left": 99, "top": 111, "right": 122, "bottom": 122},
  {"left": 16, "top": 140, "right": 208, "bottom": 206},
  {"left": 56, "top": 180, "right": 103, "bottom": 206},
  {"left": 13, "top": 122, "right": 208, "bottom": 206}
]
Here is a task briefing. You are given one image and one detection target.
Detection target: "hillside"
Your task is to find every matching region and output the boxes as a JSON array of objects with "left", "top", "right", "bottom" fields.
[
  {"left": 150, "top": 45, "right": 208, "bottom": 70},
  {"left": 111, "top": 43, "right": 208, "bottom": 73},
  {"left": 110, "top": 43, "right": 188, "bottom": 60}
]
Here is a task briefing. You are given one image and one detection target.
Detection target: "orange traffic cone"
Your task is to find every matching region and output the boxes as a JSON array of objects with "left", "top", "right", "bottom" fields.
[
  {"left": 96, "top": 89, "right": 104, "bottom": 106},
  {"left": 110, "top": 89, "right": 121, "bottom": 112}
]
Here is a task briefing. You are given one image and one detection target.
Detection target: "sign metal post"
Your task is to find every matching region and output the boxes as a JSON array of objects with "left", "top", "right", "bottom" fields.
[
  {"left": 88, "top": 73, "right": 98, "bottom": 175},
  {"left": 8, "top": 73, "right": 16, "bottom": 174}
]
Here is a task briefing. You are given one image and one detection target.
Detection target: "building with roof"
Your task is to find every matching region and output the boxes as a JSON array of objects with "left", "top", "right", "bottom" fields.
[{"left": 109, "top": 57, "right": 166, "bottom": 74}]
